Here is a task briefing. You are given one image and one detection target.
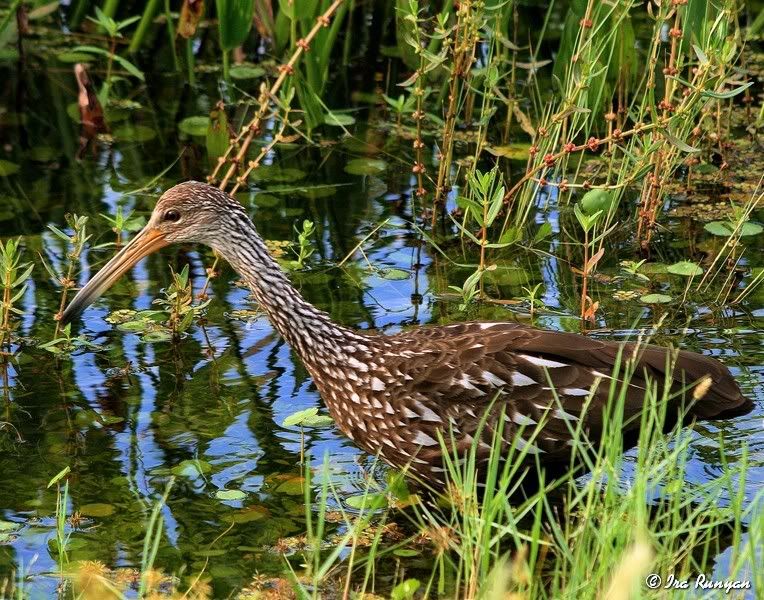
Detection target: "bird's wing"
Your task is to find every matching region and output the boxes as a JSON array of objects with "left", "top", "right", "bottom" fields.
[{"left": 383, "top": 322, "right": 749, "bottom": 467}]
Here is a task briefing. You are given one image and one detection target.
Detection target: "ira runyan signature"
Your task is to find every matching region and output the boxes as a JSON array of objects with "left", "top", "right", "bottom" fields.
[{"left": 645, "top": 573, "right": 752, "bottom": 593}]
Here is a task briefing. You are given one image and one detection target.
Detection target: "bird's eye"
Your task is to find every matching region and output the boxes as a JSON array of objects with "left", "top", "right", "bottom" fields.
[{"left": 163, "top": 209, "right": 181, "bottom": 223}]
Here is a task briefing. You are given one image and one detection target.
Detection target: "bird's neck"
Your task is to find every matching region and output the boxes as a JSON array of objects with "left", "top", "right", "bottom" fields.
[{"left": 214, "top": 223, "right": 367, "bottom": 364}]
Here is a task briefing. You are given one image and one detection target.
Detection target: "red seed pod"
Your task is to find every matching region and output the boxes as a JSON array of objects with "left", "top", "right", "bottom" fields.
[
  {"left": 543, "top": 153, "right": 556, "bottom": 167},
  {"left": 612, "top": 128, "right": 622, "bottom": 139},
  {"left": 529, "top": 145, "right": 539, "bottom": 157},
  {"left": 587, "top": 137, "right": 599, "bottom": 151},
  {"left": 563, "top": 142, "right": 576, "bottom": 153}
]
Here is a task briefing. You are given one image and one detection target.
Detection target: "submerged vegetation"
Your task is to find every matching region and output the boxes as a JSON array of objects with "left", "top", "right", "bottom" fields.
[{"left": 0, "top": 0, "right": 762, "bottom": 598}]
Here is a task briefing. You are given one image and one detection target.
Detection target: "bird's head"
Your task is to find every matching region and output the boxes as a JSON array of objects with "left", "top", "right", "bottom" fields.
[{"left": 60, "top": 181, "right": 247, "bottom": 325}]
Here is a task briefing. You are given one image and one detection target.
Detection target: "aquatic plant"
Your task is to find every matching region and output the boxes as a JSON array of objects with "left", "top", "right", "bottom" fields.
[{"left": 0, "top": 238, "right": 32, "bottom": 349}]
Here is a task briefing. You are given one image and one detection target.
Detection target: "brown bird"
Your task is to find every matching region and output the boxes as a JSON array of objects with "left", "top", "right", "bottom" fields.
[{"left": 61, "top": 182, "right": 752, "bottom": 488}]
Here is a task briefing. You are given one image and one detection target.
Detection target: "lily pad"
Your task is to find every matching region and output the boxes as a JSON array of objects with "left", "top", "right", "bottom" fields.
[
  {"left": 178, "top": 116, "right": 210, "bottom": 137},
  {"left": 143, "top": 330, "right": 173, "bottom": 343},
  {"left": 0, "top": 160, "right": 20, "bottom": 176},
  {"left": 0, "top": 520, "right": 20, "bottom": 532},
  {"left": 171, "top": 459, "right": 212, "bottom": 478},
  {"left": 378, "top": 268, "right": 410, "bottom": 281},
  {"left": 230, "top": 65, "right": 266, "bottom": 80},
  {"left": 117, "top": 320, "right": 151, "bottom": 332},
  {"left": 224, "top": 505, "right": 269, "bottom": 523},
  {"left": 106, "top": 309, "right": 137, "bottom": 324},
  {"left": 344, "top": 158, "right": 387, "bottom": 176},
  {"left": 704, "top": 221, "right": 763, "bottom": 237},
  {"left": 79, "top": 503, "right": 115, "bottom": 517},
  {"left": 113, "top": 124, "right": 157, "bottom": 143},
  {"left": 667, "top": 261, "right": 703, "bottom": 277},
  {"left": 216, "top": 489, "right": 246, "bottom": 501},
  {"left": 345, "top": 493, "right": 388, "bottom": 510},
  {"left": 249, "top": 165, "right": 306, "bottom": 183},
  {"left": 640, "top": 293, "right": 672, "bottom": 304}
]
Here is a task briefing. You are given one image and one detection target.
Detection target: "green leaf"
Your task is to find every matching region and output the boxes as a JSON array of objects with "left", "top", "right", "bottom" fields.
[
  {"left": 344, "top": 158, "right": 387, "bottom": 176},
  {"left": 216, "top": 489, "right": 246, "bottom": 501},
  {"left": 667, "top": 261, "right": 703, "bottom": 277},
  {"left": 0, "top": 160, "right": 19, "bottom": 176},
  {"left": 72, "top": 45, "right": 145, "bottom": 81},
  {"left": 580, "top": 189, "right": 615, "bottom": 216},
  {"left": 378, "top": 268, "right": 410, "bottom": 281},
  {"left": 283, "top": 407, "right": 318, "bottom": 427},
  {"left": 301, "top": 414, "right": 334, "bottom": 427},
  {"left": 229, "top": 65, "right": 265, "bottom": 80},
  {"left": 216, "top": 0, "right": 254, "bottom": 51},
  {"left": 640, "top": 293, "right": 672, "bottom": 304},
  {"left": 178, "top": 115, "right": 210, "bottom": 136},
  {"left": 705, "top": 221, "right": 763, "bottom": 237},
  {"left": 56, "top": 51, "right": 95, "bottom": 63},
  {"left": 485, "top": 143, "right": 532, "bottom": 160},
  {"left": 0, "top": 520, "right": 20, "bottom": 532},
  {"left": 113, "top": 124, "right": 157, "bottom": 142},
  {"left": 662, "top": 131, "right": 699, "bottom": 153},
  {"left": 324, "top": 112, "right": 356, "bottom": 127},
  {"left": 171, "top": 459, "right": 212, "bottom": 478},
  {"left": 701, "top": 82, "right": 752, "bottom": 99},
  {"left": 391, "top": 578, "right": 421, "bottom": 600},
  {"left": 47, "top": 466, "right": 71, "bottom": 488},
  {"left": 79, "top": 503, "right": 115, "bottom": 517},
  {"left": 345, "top": 493, "right": 388, "bottom": 510}
]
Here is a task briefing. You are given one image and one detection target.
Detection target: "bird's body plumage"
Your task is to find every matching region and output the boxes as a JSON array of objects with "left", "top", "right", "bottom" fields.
[{"left": 61, "top": 182, "right": 753, "bottom": 488}]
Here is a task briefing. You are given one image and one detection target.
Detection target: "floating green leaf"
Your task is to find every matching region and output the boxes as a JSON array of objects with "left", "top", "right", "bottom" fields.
[
  {"left": 378, "top": 268, "right": 410, "bottom": 281},
  {"left": 344, "top": 158, "right": 387, "bottom": 176},
  {"left": 216, "top": 489, "right": 246, "bottom": 501},
  {"left": 345, "top": 493, "right": 388, "bottom": 510},
  {"left": 249, "top": 165, "right": 306, "bottom": 183},
  {"left": 640, "top": 293, "right": 672, "bottom": 304},
  {"left": 142, "top": 330, "right": 173, "bottom": 343},
  {"left": 704, "top": 221, "right": 763, "bottom": 238},
  {"left": 178, "top": 116, "right": 210, "bottom": 136},
  {"left": 0, "top": 520, "right": 20, "bottom": 532},
  {"left": 224, "top": 505, "right": 268, "bottom": 523},
  {"left": 171, "top": 459, "right": 212, "bottom": 478},
  {"left": 667, "top": 261, "right": 703, "bottom": 277},
  {"left": 79, "top": 503, "right": 115, "bottom": 517}
]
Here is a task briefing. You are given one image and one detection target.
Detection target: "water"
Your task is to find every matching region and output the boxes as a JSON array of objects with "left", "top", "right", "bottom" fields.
[{"left": 0, "top": 18, "right": 763, "bottom": 600}]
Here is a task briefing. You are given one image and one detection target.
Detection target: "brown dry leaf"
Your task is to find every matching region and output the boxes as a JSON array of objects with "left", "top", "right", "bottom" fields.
[
  {"left": 512, "top": 103, "right": 536, "bottom": 138},
  {"left": 178, "top": 0, "right": 205, "bottom": 39}
]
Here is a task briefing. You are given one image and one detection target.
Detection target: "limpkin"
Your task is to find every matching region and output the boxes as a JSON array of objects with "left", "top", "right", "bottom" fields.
[{"left": 61, "top": 182, "right": 752, "bottom": 488}]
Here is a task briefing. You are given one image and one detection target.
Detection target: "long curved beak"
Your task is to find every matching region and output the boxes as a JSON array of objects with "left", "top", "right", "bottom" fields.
[{"left": 60, "top": 227, "right": 169, "bottom": 325}]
